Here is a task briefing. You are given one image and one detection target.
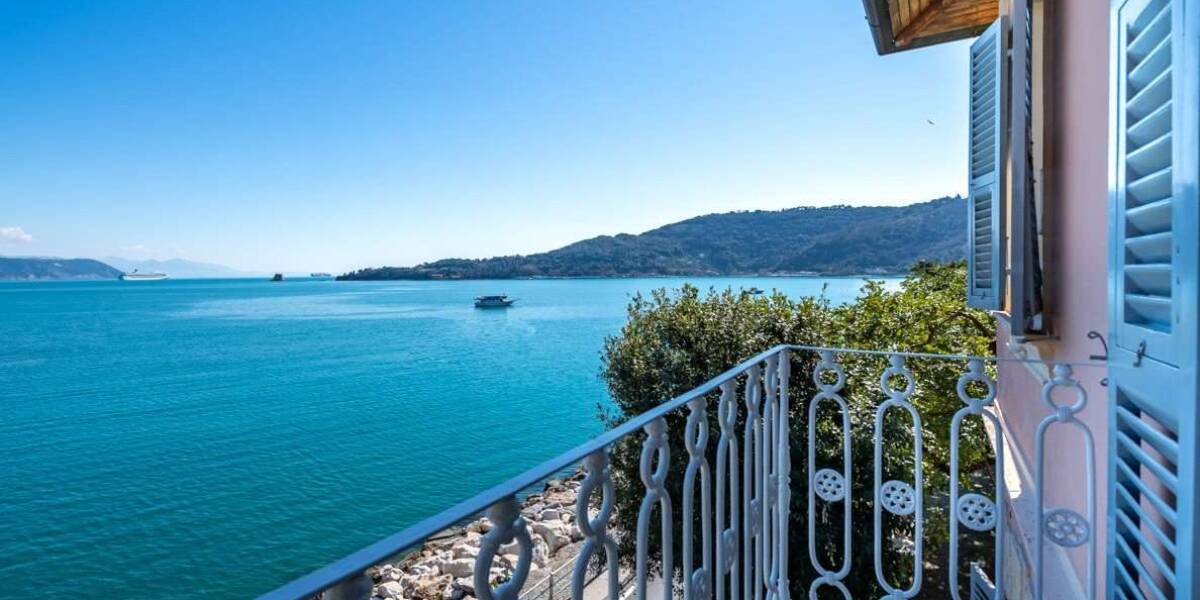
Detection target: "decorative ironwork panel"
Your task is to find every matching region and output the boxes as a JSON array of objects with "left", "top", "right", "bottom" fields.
[
  {"left": 806, "top": 351, "right": 851, "bottom": 600},
  {"left": 1034, "top": 365, "right": 1096, "bottom": 600},
  {"left": 872, "top": 355, "right": 924, "bottom": 599},
  {"left": 948, "top": 359, "right": 1005, "bottom": 600}
]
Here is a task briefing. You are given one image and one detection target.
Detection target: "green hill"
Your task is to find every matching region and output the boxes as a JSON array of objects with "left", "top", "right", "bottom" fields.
[
  {"left": 0, "top": 257, "right": 123, "bottom": 280},
  {"left": 340, "top": 196, "right": 966, "bottom": 280}
]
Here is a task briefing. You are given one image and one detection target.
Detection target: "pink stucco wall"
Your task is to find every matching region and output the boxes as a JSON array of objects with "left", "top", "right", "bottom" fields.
[{"left": 996, "top": 0, "right": 1111, "bottom": 593}]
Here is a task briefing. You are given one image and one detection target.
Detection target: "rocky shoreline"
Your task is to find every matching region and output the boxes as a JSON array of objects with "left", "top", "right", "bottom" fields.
[{"left": 368, "top": 471, "right": 587, "bottom": 600}]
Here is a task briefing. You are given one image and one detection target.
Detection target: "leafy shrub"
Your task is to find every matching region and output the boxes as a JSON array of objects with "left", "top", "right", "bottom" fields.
[{"left": 599, "top": 261, "right": 994, "bottom": 597}]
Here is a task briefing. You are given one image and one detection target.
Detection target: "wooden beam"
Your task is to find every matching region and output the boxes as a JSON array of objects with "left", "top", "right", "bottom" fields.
[{"left": 895, "top": 0, "right": 947, "bottom": 48}]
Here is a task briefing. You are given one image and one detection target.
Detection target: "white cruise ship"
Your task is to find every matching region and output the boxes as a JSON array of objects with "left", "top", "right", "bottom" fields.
[{"left": 119, "top": 269, "right": 168, "bottom": 281}]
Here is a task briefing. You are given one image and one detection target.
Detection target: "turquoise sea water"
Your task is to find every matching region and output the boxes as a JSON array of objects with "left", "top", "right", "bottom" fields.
[{"left": 1, "top": 277, "right": 883, "bottom": 599}]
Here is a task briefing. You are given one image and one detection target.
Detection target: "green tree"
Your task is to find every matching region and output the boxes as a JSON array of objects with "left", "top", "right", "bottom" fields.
[{"left": 599, "top": 262, "right": 996, "bottom": 598}]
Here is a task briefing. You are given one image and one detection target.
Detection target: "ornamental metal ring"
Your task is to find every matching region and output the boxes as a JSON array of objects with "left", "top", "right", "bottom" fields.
[
  {"left": 814, "top": 468, "right": 846, "bottom": 502},
  {"left": 955, "top": 359, "right": 996, "bottom": 409},
  {"left": 813, "top": 352, "right": 846, "bottom": 392},
  {"left": 880, "top": 480, "right": 917, "bottom": 516},
  {"left": 880, "top": 355, "right": 915, "bottom": 398},
  {"left": 1044, "top": 507, "right": 1090, "bottom": 548},
  {"left": 957, "top": 493, "right": 997, "bottom": 532}
]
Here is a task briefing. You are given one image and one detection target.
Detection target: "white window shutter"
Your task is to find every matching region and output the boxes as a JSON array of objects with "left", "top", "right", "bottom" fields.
[
  {"left": 1107, "top": 1, "right": 1199, "bottom": 599},
  {"left": 1111, "top": 0, "right": 1192, "bottom": 366},
  {"left": 967, "top": 18, "right": 1007, "bottom": 310}
]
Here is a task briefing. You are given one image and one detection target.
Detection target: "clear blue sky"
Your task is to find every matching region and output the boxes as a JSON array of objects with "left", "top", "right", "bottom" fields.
[{"left": 0, "top": 1, "right": 970, "bottom": 273}]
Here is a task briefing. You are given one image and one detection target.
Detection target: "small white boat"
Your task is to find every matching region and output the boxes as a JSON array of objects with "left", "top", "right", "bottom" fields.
[
  {"left": 120, "top": 269, "right": 168, "bottom": 281},
  {"left": 474, "top": 295, "right": 516, "bottom": 308}
]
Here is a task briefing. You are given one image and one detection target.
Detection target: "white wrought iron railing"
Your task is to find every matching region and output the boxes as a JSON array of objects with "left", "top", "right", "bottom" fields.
[{"left": 258, "top": 345, "right": 1103, "bottom": 600}]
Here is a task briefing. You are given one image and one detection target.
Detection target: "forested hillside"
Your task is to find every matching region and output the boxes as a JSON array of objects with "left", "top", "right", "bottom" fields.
[{"left": 341, "top": 196, "right": 965, "bottom": 280}]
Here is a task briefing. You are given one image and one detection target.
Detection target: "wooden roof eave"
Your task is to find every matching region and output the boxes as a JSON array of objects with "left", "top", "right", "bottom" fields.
[{"left": 862, "top": 0, "right": 996, "bottom": 56}]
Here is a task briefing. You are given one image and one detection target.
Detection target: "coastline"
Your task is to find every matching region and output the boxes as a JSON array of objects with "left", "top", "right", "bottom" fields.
[{"left": 336, "top": 272, "right": 905, "bottom": 282}]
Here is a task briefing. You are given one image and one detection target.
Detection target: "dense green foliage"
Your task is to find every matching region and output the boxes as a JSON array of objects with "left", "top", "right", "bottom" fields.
[
  {"left": 0, "top": 257, "right": 123, "bottom": 280},
  {"left": 598, "top": 262, "right": 995, "bottom": 597},
  {"left": 340, "top": 197, "right": 965, "bottom": 280}
]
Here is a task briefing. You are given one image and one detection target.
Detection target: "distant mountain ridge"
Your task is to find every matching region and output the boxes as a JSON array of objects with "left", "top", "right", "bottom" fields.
[
  {"left": 0, "top": 257, "right": 123, "bottom": 280},
  {"left": 340, "top": 196, "right": 967, "bottom": 280},
  {"left": 103, "top": 257, "right": 256, "bottom": 279}
]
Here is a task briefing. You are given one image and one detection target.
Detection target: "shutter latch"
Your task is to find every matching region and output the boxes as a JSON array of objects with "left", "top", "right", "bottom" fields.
[
  {"left": 1134, "top": 340, "right": 1147, "bottom": 367},
  {"left": 1086, "top": 331, "right": 1108, "bottom": 361}
]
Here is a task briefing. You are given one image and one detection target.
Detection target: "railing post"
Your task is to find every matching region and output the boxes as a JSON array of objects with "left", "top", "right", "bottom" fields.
[
  {"left": 715, "top": 380, "right": 740, "bottom": 600},
  {"left": 683, "top": 394, "right": 713, "bottom": 600},
  {"left": 949, "top": 359, "right": 1004, "bottom": 600},
  {"left": 872, "top": 355, "right": 924, "bottom": 598},
  {"left": 1034, "top": 364, "right": 1096, "bottom": 600},
  {"left": 475, "top": 496, "right": 534, "bottom": 600},
  {"left": 572, "top": 449, "right": 618, "bottom": 600},
  {"left": 741, "top": 365, "right": 762, "bottom": 600},
  {"left": 772, "top": 349, "right": 790, "bottom": 600},
  {"left": 760, "top": 357, "right": 776, "bottom": 600},
  {"left": 636, "top": 417, "right": 673, "bottom": 600},
  {"left": 806, "top": 351, "right": 851, "bottom": 599}
]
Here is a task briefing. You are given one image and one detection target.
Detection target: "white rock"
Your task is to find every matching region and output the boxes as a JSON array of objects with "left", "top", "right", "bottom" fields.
[
  {"left": 377, "top": 581, "right": 406, "bottom": 600},
  {"left": 530, "top": 520, "right": 571, "bottom": 553},
  {"left": 540, "top": 508, "right": 561, "bottom": 521},
  {"left": 413, "top": 574, "right": 452, "bottom": 600},
  {"left": 410, "top": 563, "right": 438, "bottom": 577},
  {"left": 451, "top": 543, "right": 478, "bottom": 559},
  {"left": 441, "top": 558, "right": 475, "bottom": 579}
]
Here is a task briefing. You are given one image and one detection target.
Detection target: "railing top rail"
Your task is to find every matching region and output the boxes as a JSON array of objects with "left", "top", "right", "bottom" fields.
[
  {"left": 259, "top": 343, "right": 1105, "bottom": 599},
  {"left": 785, "top": 344, "right": 1107, "bottom": 368}
]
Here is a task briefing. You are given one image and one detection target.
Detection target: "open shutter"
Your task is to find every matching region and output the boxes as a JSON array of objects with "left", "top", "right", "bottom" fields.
[
  {"left": 1010, "top": 0, "right": 1045, "bottom": 336},
  {"left": 1108, "top": 0, "right": 1199, "bottom": 598},
  {"left": 967, "top": 18, "right": 1007, "bottom": 310},
  {"left": 1111, "top": 0, "right": 1187, "bottom": 363}
]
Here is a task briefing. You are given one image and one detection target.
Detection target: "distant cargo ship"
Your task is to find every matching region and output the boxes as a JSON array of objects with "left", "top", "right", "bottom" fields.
[
  {"left": 309, "top": 273, "right": 333, "bottom": 280},
  {"left": 120, "top": 270, "right": 168, "bottom": 281}
]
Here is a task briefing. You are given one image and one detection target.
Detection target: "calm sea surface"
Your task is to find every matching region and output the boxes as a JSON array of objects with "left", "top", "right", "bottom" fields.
[{"left": 1, "top": 277, "right": 885, "bottom": 599}]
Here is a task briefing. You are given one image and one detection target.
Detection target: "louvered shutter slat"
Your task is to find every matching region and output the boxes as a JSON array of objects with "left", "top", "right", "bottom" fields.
[
  {"left": 966, "top": 19, "right": 1006, "bottom": 309},
  {"left": 1126, "top": 231, "right": 1172, "bottom": 262},
  {"left": 1126, "top": 165, "right": 1172, "bottom": 202},
  {"left": 1128, "top": 101, "right": 1172, "bottom": 145},
  {"left": 1126, "top": 69, "right": 1172, "bottom": 119},
  {"left": 1129, "top": 36, "right": 1172, "bottom": 87}
]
